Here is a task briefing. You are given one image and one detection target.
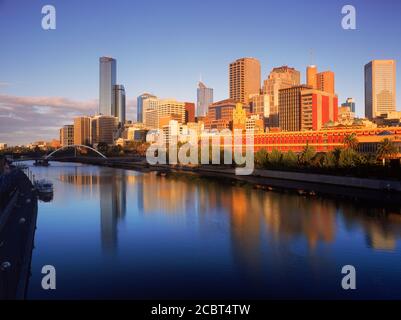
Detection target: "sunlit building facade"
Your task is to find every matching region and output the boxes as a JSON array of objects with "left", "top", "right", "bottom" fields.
[
  {"left": 365, "top": 60, "right": 396, "bottom": 119},
  {"left": 229, "top": 57, "right": 261, "bottom": 104}
]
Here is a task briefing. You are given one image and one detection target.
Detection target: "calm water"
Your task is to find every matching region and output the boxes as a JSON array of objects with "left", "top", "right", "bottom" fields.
[{"left": 26, "top": 162, "right": 401, "bottom": 299}]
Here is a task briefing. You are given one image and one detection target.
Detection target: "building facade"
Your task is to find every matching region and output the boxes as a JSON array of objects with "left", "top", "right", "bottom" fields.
[
  {"left": 229, "top": 57, "right": 261, "bottom": 104},
  {"left": 262, "top": 65, "right": 301, "bottom": 127},
  {"left": 278, "top": 85, "right": 311, "bottom": 132},
  {"left": 184, "top": 102, "right": 195, "bottom": 123},
  {"left": 342, "top": 97, "right": 356, "bottom": 113},
  {"left": 99, "top": 57, "right": 117, "bottom": 116},
  {"left": 114, "top": 84, "right": 126, "bottom": 125},
  {"left": 365, "top": 60, "right": 396, "bottom": 119},
  {"left": 300, "top": 89, "right": 338, "bottom": 131},
  {"left": 60, "top": 124, "right": 74, "bottom": 147},
  {"left": 91, "top": 115, "right": 118, "bottom": 145},
  {"left": 73, "top": 116, "right": 91, "bottom": 145},
  {"left": 137, "top": 93, "right": 157, "bottom": 123},
  {"left": 196, "top": 81, "right": 213, "bottom": 117}
]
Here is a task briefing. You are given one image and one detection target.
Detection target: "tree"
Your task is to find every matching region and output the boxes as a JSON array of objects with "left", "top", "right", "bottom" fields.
[
  {"left": 97, "top": 142, "right": 108, "bottom": 154},
  {"left": 323, "top": 151, "right": 337, "bottom": 168},
  {"left": 338, "top": 148, "right": 363, "bottom": 167},
  {"left": 254, "top": 149, "right": 268, "bottom": 168},
  {"left": 299, "top": 144, "right": 316, "bottom": 166},
  {"left": 268, "top": 149, "right": 282, "bottom": 166},
  {"left": 343, "top": 133, "right": 358, "bottom": 150},
  {"left": 282, "top": 150, "right": 298, "bottom": 167},
  {"left": 376, "top": 138, "right": 398, "bottom": 166}
]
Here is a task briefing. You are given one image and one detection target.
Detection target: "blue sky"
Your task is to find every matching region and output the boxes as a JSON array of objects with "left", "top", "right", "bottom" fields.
[{"left": 0, "top": 0, "right": 401, "bottom": 145}]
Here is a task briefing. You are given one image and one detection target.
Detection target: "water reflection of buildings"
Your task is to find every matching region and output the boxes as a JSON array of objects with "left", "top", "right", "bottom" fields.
[
  {"left": 59, "top": 168, "right": 127, "bottom": 254},
  {"left": 99, "top": 170, "right": 126, "bottom": 253},
  {"left": 60, "top": 168, "right": 401, "bottom": 262}
]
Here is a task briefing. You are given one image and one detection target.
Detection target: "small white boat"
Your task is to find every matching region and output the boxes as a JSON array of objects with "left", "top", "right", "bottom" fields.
[{"left": 35, "top": 179, "right": 53, "bottom": 194}]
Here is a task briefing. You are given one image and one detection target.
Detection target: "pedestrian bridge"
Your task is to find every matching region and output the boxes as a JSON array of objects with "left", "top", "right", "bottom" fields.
[{"left": 45, "top": 144, "right": 107, "bottom": 159}]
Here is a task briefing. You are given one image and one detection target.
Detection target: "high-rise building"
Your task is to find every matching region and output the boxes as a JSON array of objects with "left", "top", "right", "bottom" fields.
[
  {"left": 60, "top": 124, "right": 74, "bottom": 147},
  {"left": 316, "top": 71, "right": 335, "bottom": 94},
  {"left": 74, "top": 116, "right": 91, "bottom": 145},
  {"left": 196, "top": 81, "right": 213, "bottom": 117},
  {"left": 342, "top": 97, "right": 356, "bottom": 113},
  {"left": 301, "top": 89, "right": 338, "bottom": 131},
  {"left": 263, "top": 65, "right": 301, "bottom": 127},
  {"left": 306, "top": 66, "right": 335, "bottom": 94},
  {"left": 99, "top": 57, "right": 117, "bottom": 116},
  {"left": 306, "top": 65, "right": 317, "bottom": 89},
  {"left": 365, "top": 60, "right": 396, "bottom": 119},
  {"left": 229, "top": 57, "right": 261, "bottom": 104},
  {"left": 279, "top": 85, "right": 311, "bottom": 131},
  {"left": 184, "top": 102, "right": 195, "bottom": 123},
  {"left": 91, "top": 115, "right": 118, "bottom": 145},
  {"left": 114, "top": 84, "right": 126, "bottom": 125},
  {"left": 158, "top": 99, "right": 186, "bottom": 125},
  {"left": 137, "top": 93, "right": 157, "bottom": 123}
]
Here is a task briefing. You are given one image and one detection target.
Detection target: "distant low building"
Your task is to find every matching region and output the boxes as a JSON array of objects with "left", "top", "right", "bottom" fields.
[{"left": 0, "top": 143, "right": 7, "bottom": 150}]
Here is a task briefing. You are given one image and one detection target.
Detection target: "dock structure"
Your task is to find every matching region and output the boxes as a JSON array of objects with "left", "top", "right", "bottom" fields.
[{"left": 0, "top": 169, "right": 38, "bottom": 300}]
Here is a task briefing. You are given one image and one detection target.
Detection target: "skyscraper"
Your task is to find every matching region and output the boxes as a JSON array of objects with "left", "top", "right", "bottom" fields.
[
  {"left": 306, "top": 65, "right": 317, "bottom": 89},
  {"left": 316, "top": 71, "right": 335, "bottom": 94},
  {"left": 114, "top": 84, "right": 126, "bottom": 125},
  {"left": 262, "top": 65, "right": 301, "bottom": 127},
  {"left": 137, "top": 93, "right": 157, "bottom": 123},
  {"left": 306, "top": 66, "right": 335, "bottom": 94},
  {"left": 73, "top": 116, "right": 91, "bottom": 145},
  {"left": 91, "top": 115, "right": 118, "bottom": 145},
  {"left": 365, "top": 60, "right": 396, "bottom": 119},
  {"left": 196, "top": 81, "right": 213, "bottom": 118},
  {"left": 229, "top": 57, "right": 261, "bottom": 104},
  {"left": 99, "top": 57, "right": 117, "bottom": 116},
  {"left": 278, "top": 85, "right": 311, "bottom": 131}
]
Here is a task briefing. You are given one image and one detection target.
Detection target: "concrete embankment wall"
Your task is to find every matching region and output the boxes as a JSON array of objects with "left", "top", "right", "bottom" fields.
[{"left": 253, "top": 169, "right": 401, "bottom": 192}]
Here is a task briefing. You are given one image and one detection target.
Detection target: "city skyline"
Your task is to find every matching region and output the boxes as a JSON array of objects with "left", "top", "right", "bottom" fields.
[{"left": 1, "top": 0, "right": 401, "bottom": 145}]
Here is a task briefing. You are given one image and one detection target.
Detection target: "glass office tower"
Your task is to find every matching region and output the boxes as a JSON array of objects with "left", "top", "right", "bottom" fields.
[
  {"left": 196, "top": 81, "right": 213, "bottom": 118},
  {"left": 114, "top": 84, "right": 126, "bottom": 125},
  {"left": 99, "top": 57, "right": 117, "bottom": 116}
]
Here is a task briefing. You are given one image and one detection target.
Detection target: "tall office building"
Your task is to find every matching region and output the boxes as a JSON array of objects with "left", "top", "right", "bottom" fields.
[
  {"left": 306, "top": 65, "right": 317, "bottom": 89},
  {"left": 262, "top": 65, "right": 301, "bottom": 127},
  {"left": 114, "top": 84, "right": 126, "bottom": 125},
  {"left": 196, "top": 81, "right": 213, "bottom": 117},
  {"left": 365, "top": 60, "right": 396, "bottom": 119},
  {"left": 278, "top": 85, "right": 311, "bottom": 132},
  {"left": 306, "top": 66, "right": 335, "bottom": 94},
  {"left": 342, "top": 98, "right": 356, "bottom": 113},
  {"left": 99, "top": 57, "right": 117, "bottom": 116},
  {"left": 73, "top": 116, "right": 91, "bottom": 145},
  {"left": 137, "top": 93, "right": 157, "bottom": 123},
  {"left": 91, "top": 115, "right": 118, "bottom": 145},
  {"left": 316, "top": 71, "right": 335, "bottom": 94},
  {"left": 60, "top": 124, "right": 74, "bottom": 147},
  {"left": 229, "top": 57, "right": 261, "bottom": 104},
  {"left": 143, "top": 96, "right": 160, "bottom": 129}
]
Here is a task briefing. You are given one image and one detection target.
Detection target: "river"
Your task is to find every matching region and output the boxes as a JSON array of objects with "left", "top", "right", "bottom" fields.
[{"left": 26, "top": 162, "right": 401, "bottom": 299}]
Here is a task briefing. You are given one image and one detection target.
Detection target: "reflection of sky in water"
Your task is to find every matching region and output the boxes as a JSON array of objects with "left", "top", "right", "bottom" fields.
[{"left": 27, "top": 162, "right": 401, "bottom": 299}]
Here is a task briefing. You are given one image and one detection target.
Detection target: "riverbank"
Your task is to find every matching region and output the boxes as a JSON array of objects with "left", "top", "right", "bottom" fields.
[
  {"left": 52, "top": 157, "right": 401, "bottom": 204},
  {"left": 0, "top": 170, "right": 38, "bottom": 299}
]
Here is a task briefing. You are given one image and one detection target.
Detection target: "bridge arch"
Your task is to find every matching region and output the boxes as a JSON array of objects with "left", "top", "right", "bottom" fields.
[{"left": 45, "top": 144, "right": 107, "bottom": 159}]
